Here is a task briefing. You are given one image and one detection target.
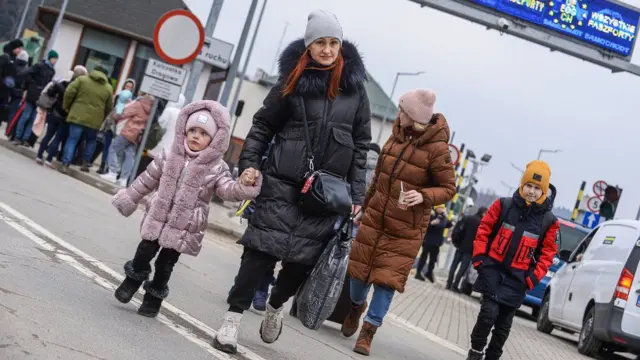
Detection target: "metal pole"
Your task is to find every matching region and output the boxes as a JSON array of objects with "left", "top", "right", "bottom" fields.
[
  {"left": 45, "top": 0, "right": 69, "bottom": 54},
  {"left": 218, "top": 0, "right": 260, "bottom": 107},
  {"left": 457, "top": 160, "right": 479, "bottom": 221},
  {"left": 375, "top": 72, "right": 400, "bottom": 144},
  {"left": 510, "top": 161, "right": 525, "bottom": 173},
  {"left": 271, "top": 22, "right": 289, "bottom": 75},
  {"left": 15, "top": 0, "right": 32, "bottom": 39},
  {"left": 449, "top": 131, "right": 455, "bottom": 145},
  {"left": 183, "top": 0, "right": 224, "bottom": 104},
  {"left": 229, "top": 0, "right": 267, "bottom": 125},
  {"left": 129, "top": 99, "right": 159, "bottom": 186},
  {"left": 537, "top": 149, "right": 542, "bottom": 160},
  {"left": 571, "top": 181, "right": 586, "bottom": 222}
]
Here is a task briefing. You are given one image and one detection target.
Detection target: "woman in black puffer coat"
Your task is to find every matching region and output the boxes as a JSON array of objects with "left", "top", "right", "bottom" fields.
[{"left": 213, "top": 10, "right": 371, "bottom": 354}]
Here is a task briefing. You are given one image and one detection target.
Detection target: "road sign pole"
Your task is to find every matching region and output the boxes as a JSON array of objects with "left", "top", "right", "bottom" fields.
[
  {"left": 218, "top": 0, "right": 260, "bottom": 107},
  {"left": 228, "top": 0, "right": 268, "bottom": 127},
  {"left": 571, "top": 181, "right": 586, "bottom": 222},
  {"left": 128, "top": 99, "right": 160, "bottom": 186},
  {"left": 15, "top": 0, "right": 32, "bottom": 39},
  {"left": 46, "top": 0, "right": 69, "bottom": 54},
  {"left": 183, "top": 0, "right": 224, "bottom": 104}
]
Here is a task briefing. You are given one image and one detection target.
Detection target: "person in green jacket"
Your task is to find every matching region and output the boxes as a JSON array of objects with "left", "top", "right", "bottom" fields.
[{"left": 58, "top": 65, "right": 113, "bottom": 174}]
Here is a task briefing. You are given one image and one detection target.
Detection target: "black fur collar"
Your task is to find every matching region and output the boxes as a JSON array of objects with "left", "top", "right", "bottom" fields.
[{"left": 277, "top": 38, "right": 367, "bottom": 96}]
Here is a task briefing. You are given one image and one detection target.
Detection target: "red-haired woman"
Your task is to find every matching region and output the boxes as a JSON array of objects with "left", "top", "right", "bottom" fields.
[{"left": 213, "top": 9, "right": 371, "bottom": 354}]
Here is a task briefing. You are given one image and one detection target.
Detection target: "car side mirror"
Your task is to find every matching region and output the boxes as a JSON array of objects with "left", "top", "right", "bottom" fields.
[{"left": 558, "top": 249, "right": 572, "bottom": 262}]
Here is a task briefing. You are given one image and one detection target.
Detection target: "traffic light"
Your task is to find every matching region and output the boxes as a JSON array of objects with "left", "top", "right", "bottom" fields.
[{"left": 600, "top": 186, "right": 622, "bottom": 220}]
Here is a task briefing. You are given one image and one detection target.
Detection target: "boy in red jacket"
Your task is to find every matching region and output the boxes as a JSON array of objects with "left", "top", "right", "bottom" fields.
[{"left": 467, "top": 160, "right": 559, "bottom": 360}]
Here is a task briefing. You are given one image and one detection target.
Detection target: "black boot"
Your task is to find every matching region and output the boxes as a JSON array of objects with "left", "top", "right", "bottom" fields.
[
  {"left": 467, "top": 349, "right": 484, "bottom": 360},
  {"left": 97, "top": 162, "right": 108, "bottom": 175},
  {"left": 114, "top": 260, "right": 149, "bottom": 303},
  {"left": 114, "top": 277, "right": 143, "bottom": 303},
  {"left": 137, "top": 281, "right": 169, "bottom": 318},
  {"left": 415, "top": 272, "right": 426, "bottom": 281},
  {"left": 80, "top": 160, "right": 90, "bottom": 172}
]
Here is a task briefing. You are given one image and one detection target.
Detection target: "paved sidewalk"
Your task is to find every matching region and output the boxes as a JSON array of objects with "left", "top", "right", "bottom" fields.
[
  {"left": 0, "top": 138, "right": 248, "bottom": 238},
  {"left": 388, "top": 278, "right": 632, "bottom": 360}
]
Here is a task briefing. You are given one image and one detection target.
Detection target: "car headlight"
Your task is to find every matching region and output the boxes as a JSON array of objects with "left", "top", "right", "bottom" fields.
[{"left": 546, "top": 271, "right": 555, "bottom": 278}]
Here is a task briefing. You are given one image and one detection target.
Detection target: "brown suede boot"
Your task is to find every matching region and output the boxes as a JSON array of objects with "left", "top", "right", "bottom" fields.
[
  {"left": 341, "top": 301, "right": 368, "bottom": 338},
  {"left": 353, "top": 322, "right": 378, "bottom": 356}
]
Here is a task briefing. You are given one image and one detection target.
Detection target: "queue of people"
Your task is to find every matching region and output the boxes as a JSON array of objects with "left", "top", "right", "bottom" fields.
[
  {"left": 2, "top": 9, "right": 560, "bottom": 360},
  {"left": 0, "top": 41, "right": 175, "bottom": 184}
]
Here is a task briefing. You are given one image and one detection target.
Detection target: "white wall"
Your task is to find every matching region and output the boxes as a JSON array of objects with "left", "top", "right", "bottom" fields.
[
  {"left": 370, "top": 117, "right": 394, "bottom": 146},
  {"left": 181, "top": 63, "right": 213, "bottom": 101},
  {"left": 117, "top": 40, "right": 137, "bottom": 88},
  {"left": 52, "top": 19, "right": 83, "bottom": 78},
  {"left": 224, "top": 78, "right": 396, "bottom": 144},
  {"left": 223, "top": 78, "right": 270, "bottom": 139}
]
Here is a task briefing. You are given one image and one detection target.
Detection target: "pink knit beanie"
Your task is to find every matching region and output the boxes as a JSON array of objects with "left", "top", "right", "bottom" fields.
[
  {"left": 398, "top": 89, "right": 436, "bottom": 124},
  {"left": 186, "top": 109, "right": 218, "bottom": 138}
]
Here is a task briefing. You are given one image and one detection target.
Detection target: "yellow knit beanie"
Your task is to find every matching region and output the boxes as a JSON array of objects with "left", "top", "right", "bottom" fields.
[{"left": 519, "top": 160, "right": 551, "bottom": 204}]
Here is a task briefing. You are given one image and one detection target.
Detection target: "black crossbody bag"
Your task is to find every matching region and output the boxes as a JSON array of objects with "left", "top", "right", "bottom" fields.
[{"left": 298, "top": 99, "right": 352, "bottom": 216}]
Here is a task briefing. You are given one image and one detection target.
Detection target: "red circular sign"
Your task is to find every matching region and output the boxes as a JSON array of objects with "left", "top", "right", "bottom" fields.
[
  {"left": 448, "top": 144, "right": 460, "bottom": 166},
  {"left": 153, "top": 9, "right": 205, "bottom": 65},
  {"left": 593, "top": 180, "right": 608, "bottom": 198},
  {"left": 587, "top": 196, "right": 601, "bottom": 213}
]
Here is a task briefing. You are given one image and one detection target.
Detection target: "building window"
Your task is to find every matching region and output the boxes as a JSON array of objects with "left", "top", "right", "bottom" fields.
[
  {"left": 127, "top": 44, "right": 162, "bottom": 95},
  {"left": 73, "top": 28, "right": 129, "bottom": 90}
]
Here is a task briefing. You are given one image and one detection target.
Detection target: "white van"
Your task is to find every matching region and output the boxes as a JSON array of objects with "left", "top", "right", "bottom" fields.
[{"left": 536, "top": 220, "right": 640, "bottom": 358}]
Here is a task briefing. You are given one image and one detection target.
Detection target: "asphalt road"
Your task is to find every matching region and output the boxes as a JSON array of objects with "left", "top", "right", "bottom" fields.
[{"left": 0, "top": 146, "right": 466, "bottom": 360}]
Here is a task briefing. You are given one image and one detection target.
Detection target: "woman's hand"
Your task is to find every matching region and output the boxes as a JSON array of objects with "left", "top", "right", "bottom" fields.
[
  {"left": 239, "top": 168, "right": 260, "bottom": 186},
  {"left": 404, "top": 190, "right": 424, "bottom": 207}
]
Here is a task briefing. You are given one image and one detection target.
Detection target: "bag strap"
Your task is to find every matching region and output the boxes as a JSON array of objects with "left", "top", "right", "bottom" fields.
[
  {"left": 529, "top": 211, "right": 557, "bottom": 269},
  {"left": 485, "top": 198, "right": 512, "bottom": 253},
  {"left": 298, "top": 98, "right": 315, "bottom": 174}
]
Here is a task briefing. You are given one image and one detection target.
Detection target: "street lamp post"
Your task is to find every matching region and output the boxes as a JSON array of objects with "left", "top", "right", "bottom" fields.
[
  {"left": 537, "top": 149, "right": 561, "bottom": 159},
  {"left": 374, "top": 71, "right": 425, "bottom": 144},
  {"left": 501, "top": 181, "right": 516, "bottom": 196},
  {"left": 457, "top": 151, "right": 492, "bottom": 220},
  {"left": 510, "top": 161, "right": 525, "bottom": 173}
]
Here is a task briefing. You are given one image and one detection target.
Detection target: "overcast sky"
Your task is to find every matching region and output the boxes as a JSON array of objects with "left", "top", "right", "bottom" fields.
[{"left": 185, "top": 0, "right": 640, "bottom": 219}]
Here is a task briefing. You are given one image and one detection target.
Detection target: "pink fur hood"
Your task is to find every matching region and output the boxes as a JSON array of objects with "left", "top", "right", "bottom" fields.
[{"left": 111, "top": 100, "right": 261, "bottom": 256}]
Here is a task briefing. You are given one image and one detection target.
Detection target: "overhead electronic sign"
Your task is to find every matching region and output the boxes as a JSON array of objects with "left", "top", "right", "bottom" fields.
[{"left": 469, "top": 0, "right": 640, "bottom": 57}]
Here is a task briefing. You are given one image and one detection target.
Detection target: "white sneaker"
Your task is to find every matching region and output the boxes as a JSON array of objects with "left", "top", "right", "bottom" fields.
[
  {"left": 212, "top": 311, "right": 242, "bottom": 354},
  {"left": 99, "top": 171, "right": 118, "bottom": 183},
  {"left": 260, "top": 303, "right": 283, "bottom": 344},
  {"left": 117, "top": 178, "right": 128, "bottom": 187}
]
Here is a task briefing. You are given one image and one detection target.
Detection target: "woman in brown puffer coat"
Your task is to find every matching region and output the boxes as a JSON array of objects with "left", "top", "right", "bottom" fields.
[{"left": 341, "top": 89, "right": 456, "bottom": 356}]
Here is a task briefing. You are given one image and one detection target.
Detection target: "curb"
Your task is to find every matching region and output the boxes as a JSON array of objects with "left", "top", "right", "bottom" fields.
[{"left": 0, "top": 138, "right": 243, "bottom": 239}]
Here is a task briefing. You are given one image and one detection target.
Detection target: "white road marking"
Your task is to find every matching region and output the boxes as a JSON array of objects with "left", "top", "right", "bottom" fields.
[
  {"left": 0, "top": 202, "right": 265, "bottom": 360},
  {"left": 386, "top": 313, "right": 467, "bottom": 356}
]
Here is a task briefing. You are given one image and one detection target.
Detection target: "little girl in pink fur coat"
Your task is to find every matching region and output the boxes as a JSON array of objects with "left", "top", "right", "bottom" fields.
[{"left": 111, "top": 100, "right": 261, "bottom": 317}]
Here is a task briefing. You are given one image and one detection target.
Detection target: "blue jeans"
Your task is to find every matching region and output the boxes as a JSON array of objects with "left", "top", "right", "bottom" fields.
[
  {"left": 349, "top": 277, "right": 395, "bottom": 327},
  {"left": 47, "top": 122, "right": 68, "bottom": 162},
  {"left": 100, "top": 130, "right": 114, "bottom": 167},
  {"left": 62, "top": 124, "right": 98, "bottom": 165},
  {"left": 37, "top": 113, "right": 65, "bottom": 160},
  {"left": 108, "top": 135, "right": 136, "bottom": 180},
  {"left": 15, "top": 102, "right": 37, "bottom": 141},
  {"left": 4, "top": 97, "right": 21, "bottom": 128}
]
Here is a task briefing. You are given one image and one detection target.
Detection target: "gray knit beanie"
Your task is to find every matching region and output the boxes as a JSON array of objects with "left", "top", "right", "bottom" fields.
[{"left": 304, "top": 10, "right": 343, "bottom": 47}]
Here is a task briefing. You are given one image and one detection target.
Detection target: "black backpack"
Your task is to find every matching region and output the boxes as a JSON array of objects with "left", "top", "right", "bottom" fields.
[{"left": 451, "top": 217, "right": 465, "bottom": 247}]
